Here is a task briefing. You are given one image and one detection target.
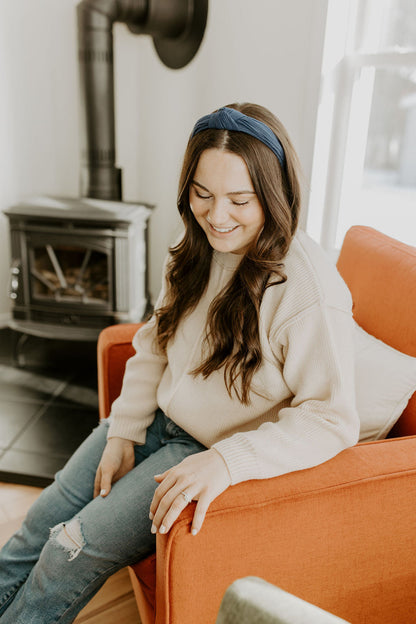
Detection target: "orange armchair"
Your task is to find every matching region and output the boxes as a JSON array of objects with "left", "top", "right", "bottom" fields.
[{"left": 97, "top": 226, "right": 416, "bottom": 624}]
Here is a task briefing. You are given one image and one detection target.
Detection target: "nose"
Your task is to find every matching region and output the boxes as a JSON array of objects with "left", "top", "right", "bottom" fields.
[{"left": 208, "top": 199, "right": 231, "bottom": 227}]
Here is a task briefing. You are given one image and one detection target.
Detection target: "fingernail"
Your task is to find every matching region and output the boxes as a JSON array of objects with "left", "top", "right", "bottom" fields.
[
  {"left": 149, "top": 512, "right": 154, "bottom": 520},
  {"left": 100, "top": 489, "right": 107, "bottom": 497},
  {"left": 192, "top": 529, "right": 198, "bottom": 536},
  {"left": 151, "top": 524, "right": 157, "bottom": 534},
  {"left": 159, "top": 525, "right": 166, "bottom": 534}
]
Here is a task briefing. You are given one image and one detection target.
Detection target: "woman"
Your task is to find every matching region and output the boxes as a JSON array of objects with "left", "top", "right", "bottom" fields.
[{"left": 0, "top": 103, "right": 359, "bottom": 622}]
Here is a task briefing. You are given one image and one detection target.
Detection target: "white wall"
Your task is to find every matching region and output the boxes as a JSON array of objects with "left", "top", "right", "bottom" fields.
[
  {"left": 0, "top": 0, "right": 328, "bottom": 323},
  {"left": 0, "top": 0, "right": 80, "bottom": 325}
]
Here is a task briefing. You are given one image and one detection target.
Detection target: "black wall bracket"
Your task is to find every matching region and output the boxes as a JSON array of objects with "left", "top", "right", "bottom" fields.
[
  {"left": 77, "top": 0, "right": 208, "bottom": 200},
  {"left": 127, "top": 0, "right": 208, "bottom": 70}
]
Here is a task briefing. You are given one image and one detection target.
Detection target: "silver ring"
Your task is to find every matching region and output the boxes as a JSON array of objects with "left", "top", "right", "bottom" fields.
[{"left": 180, "top": 491, "right": 192, "bottom": 504}]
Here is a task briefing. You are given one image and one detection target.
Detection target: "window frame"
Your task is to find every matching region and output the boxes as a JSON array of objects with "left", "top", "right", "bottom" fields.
[{"left": 307, "top": 0, "right": 416, "bottom": 255}]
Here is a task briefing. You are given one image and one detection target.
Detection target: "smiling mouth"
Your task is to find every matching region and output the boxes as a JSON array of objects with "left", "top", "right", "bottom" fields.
[{"left": 208, "top": 223, "right": 238, "bottom": 234}]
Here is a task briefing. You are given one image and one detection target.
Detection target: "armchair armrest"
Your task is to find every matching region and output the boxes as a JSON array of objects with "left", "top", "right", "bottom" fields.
[
  {"left": 97, "top": 323, "right": 144, "bottom": 419},
  {"left": 153, "top": 436, "right": 416, "bottom": 624}
]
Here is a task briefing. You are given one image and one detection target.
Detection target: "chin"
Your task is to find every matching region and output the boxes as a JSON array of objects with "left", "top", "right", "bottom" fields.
[{"left": 207, "top": 236, "right": 238, "bottom": 253}]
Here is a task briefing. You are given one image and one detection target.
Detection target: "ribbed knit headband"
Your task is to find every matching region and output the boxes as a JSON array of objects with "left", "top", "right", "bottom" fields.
[{"left": 191, "top": 106, "right": 286, "bottom": 167}]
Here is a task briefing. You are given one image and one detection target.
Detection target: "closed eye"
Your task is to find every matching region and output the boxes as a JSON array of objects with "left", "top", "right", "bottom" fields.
[
  {"left": 232, "top": 200, "right": 249, "bottom": 206},
  {"left": 195, "top": 189, "right": 212, "bottom": 200}
]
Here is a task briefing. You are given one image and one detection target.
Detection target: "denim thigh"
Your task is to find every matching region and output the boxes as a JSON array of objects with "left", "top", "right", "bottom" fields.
[
  {"left": 0, "top": 409, "right": 206, "bottom": 623},
  {"left": 67, "top": 409, "right": 207, "bottom": 565}
]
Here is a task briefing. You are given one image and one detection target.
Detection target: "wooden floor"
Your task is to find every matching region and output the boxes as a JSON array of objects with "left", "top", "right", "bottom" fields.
[{"left": 0, "top": 482, "right": 141, "bottom": 623}]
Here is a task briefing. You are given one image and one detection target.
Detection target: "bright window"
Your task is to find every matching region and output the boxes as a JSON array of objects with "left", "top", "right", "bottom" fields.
[{"left": 308, "top": 0, "right": 416, "bottom": 253}]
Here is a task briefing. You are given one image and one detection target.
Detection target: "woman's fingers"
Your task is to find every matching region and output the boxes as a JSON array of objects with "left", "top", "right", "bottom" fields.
[
  {"left": 151, "top": 487, "right": 194, "bottom": 534},
  {"left": 151, "top": 485, "right": 209, "bottom": 535},
  {"left": 97, "top": 469, "right": 113, "bottom": 498},
  {"left": 149, "top": 473, "right": 176, "bottom": 518},
  {"left": 93, "top": 463, "right": 113, "bottom": 498},
  {"left": 191, "top": 495, "right": 210, "bottom": 536},
  {"left": 149, "top": 449, "right": 231, "bottom": 535},
  {"left": 93, "top": 467, "right": 102, "bottom": 499},
  {"left": 150, "top": 472, "right": 193, "bottom": 528},
  {"left": 93, "top": 437, "right": 135, "bottom": 499},
  {"left": 153, "top": 469, "right": 169, "bottom": 483}
]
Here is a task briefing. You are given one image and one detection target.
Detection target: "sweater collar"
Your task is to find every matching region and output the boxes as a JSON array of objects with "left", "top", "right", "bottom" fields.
[{"left": 212, "top": 250, "right": 244, "bottom": 271}]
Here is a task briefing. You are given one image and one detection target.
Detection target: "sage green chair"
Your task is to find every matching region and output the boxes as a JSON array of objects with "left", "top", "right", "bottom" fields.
[{"left": 216, "top": 577, "right": 351, "bottom": 624}]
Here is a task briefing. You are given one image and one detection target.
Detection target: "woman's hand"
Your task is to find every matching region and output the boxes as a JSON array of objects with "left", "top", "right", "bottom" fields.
[
  {"left": 93, "top": 437, "right": 135, "bottom": 498},
  {"left": 149, "top": 448, "right": 231, "bottom": 536}
]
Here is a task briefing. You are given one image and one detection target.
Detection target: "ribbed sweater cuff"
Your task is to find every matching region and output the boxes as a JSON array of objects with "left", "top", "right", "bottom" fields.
[
  {"left": 107, "top": 415, "right": 147, "bottom": 445},
  {"left": 212, "top": 434, "right": 261, "bottom": 485}
]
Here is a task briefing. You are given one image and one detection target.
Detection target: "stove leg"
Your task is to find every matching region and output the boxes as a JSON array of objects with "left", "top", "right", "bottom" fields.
[{"left": 13, "top": 331, "right": 29, "bottom": 368}]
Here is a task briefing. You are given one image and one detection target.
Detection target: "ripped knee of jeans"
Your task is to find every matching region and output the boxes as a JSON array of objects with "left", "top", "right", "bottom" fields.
[{"left": 50, "top": 517, "right": 85, "bottom": 562}]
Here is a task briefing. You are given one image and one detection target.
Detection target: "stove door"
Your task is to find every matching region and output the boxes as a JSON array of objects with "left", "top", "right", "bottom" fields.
[{"left": 27, "top": 232, "right": 113, "bottom": 310}]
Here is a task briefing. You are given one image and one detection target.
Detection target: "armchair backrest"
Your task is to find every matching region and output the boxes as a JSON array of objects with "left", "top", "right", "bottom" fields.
[{"left": 336, "top": 225, "right": 416, "bottom": 437}]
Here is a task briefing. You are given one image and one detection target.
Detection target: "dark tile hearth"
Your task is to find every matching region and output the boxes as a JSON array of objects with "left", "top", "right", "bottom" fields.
[{"left": 0, "top": 327, "right": 100, "bottom": 487}]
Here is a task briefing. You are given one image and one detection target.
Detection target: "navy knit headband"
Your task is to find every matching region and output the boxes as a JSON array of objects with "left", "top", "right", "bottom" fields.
[{"left": 191, "top": 107, "right": 286, "bottom": 167}]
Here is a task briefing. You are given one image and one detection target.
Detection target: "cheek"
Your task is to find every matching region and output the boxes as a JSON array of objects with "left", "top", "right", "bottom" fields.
[
  {"left": 189, "top": 198, "right": 206, "bottom": 218},
  {"left": 246, "top": 205, "right": 265, "bottom": 231},
  {"left": 189, "top": 195, "right": 198, "bottom": 216}
]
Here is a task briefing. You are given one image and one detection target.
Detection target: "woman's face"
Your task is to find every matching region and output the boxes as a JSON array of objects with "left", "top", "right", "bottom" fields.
[{"left": 189, "top": 148, "right": 265, "bottom": 254}]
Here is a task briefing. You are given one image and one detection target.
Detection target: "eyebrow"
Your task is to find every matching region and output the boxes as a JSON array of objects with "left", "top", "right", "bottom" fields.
[{"left": 191, "top": 180, "right": 256, "bottom": 196}]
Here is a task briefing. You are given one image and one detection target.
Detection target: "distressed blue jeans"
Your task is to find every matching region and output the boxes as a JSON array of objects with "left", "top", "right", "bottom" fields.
[{"left": 0, "top": 409, "right": 206, "bottom": 623}]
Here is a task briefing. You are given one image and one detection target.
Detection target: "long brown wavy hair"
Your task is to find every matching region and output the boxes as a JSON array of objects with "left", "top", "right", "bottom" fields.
[{"left": 155, "top": 103, "right": 302, "bottom": 404}]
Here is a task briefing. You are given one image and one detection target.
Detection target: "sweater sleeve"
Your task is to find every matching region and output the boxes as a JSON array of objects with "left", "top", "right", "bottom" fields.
[
  {"left": 212, "top": 303, "right": 360, "bottom": 484},
  {"left": 106, "top": 264, "right": 169, "bottom": 444}
]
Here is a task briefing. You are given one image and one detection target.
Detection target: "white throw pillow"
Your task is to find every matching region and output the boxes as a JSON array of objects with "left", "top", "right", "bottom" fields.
[{"left": 354, "top": 321, "right": 416, "bottom": 441}]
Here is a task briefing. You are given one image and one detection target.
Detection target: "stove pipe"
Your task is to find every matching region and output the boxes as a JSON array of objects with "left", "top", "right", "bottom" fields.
[{"left": 77, "top": 0, "right": 208, "bottom": 201}]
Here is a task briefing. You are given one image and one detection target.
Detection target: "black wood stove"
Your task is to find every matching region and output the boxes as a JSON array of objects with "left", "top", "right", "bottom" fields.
[{"left": 5, "top": 196, "right": 152, "bottom": 342}]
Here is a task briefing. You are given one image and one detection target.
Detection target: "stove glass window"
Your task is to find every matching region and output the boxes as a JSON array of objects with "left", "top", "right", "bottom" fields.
[{"left": 30, "top": 243, "right": 109, "bottom": 305}]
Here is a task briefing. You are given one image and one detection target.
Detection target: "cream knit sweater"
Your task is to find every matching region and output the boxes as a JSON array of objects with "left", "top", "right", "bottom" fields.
[{"left": 108, "top": 230, "right": 359, "bottom": 485}]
